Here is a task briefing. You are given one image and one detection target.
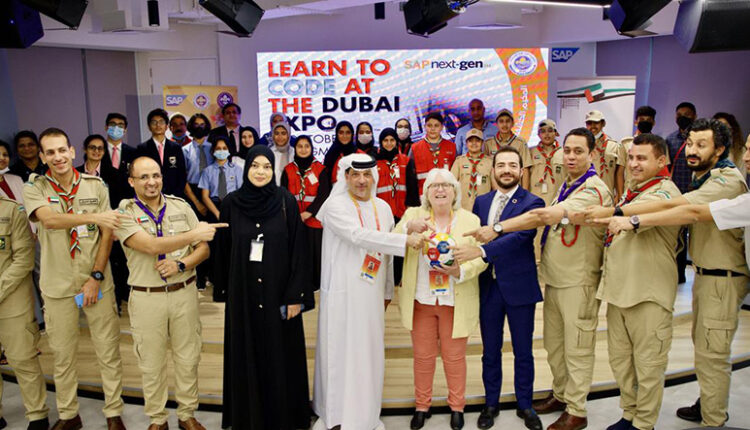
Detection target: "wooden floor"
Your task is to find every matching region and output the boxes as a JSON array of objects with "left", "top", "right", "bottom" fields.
[{"left": 3, "top": 269, "right": 750, "bottom": 409}]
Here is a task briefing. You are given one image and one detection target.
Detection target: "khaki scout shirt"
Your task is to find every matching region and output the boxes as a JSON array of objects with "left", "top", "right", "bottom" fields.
[
  {"left": 540, "top": 174, "right": 613, "bottom": 289},
  {"left": 684, "top": 166, "right": 749, "bottom": 275},
  {"left": 591, "top": 136, "right": 624, "bottom": 193},
  {"left": 598, "top": 179, "right": 682, "bottom": 311},
  {"left": 483, "top": 134, "right": 533, "bottom": 168},
  {"left": 0, "top": 197, "right": 35, "bottom": 318},
  {"left": 116, "top": 195, "right": 199, "bottom": 287},
  {"left": 529, "top": 143, "right": 565, "bottom": 206},
  {"left": 451, "top": 154, "right": 493, "bottom": 211},
  {"left": 23, "top": 173, "right": 114, "bottom": 299}
]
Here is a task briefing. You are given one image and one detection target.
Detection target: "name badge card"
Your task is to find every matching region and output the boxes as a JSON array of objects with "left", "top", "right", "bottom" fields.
[
  {"left": 429, "top": 270, "right": 450, "bottom": 296},
  {"left": 250, "top": 234, "right": 264, "bottom": 262},
  {"left": 541, "top": 183, "right": 548, "bottom": 194},
  {"left": 360, "top": 251, "right": 382, "bottom": 284},
  {"left": 308, "top": 173, "right": 318, "bottom": 185}
]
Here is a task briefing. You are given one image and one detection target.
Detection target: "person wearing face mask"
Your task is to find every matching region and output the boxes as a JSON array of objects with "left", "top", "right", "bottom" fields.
[
  {"left": 395, "top": 118, "right": 414, "bottom": 156},
  {"left": 169, "top": 114, "right": 192, "bottom": 147},
  {"left": 620, "top": 106, "right": 658, "bottom": 187},
  {"left": 355, "top": 121, "right": 377, "bottom": 157},
  {"left": 258, "top": 112, "right": 298, "bottom": 149},
  {"left": 213, "top": 145, "right": 314, "bottom": 430},
  {"left": 323, "top": 120, "right": 356, "bottom": 184},
  {"left": 208, "top": 103, "right": 245, "bottom": 154},
  {"left": 0, "top": 140, "right": 24, "bottom": 202},
  {"left": 270, "top": 123, "right": 296, "bottom": 187},
  {"left": 585, "top": 110, "right": 626, "bottom": 201},
  {"left": 281, "top": 135, "right": 330, "bottom": 290},
  {"left": 182, "top": 114, "right": 214, "bottom": 217},
  {"left": 199, "top": 137, "right": 243, "bottom": 223}
]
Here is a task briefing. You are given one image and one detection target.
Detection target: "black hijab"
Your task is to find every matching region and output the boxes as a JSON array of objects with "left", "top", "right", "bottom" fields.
[
  {"left": 323, "top": 121, "right": 355, "bottom": 172},
  {"left": 355, "top": 121, "right": 375, "bottom": 154},
  {"left": 233, "top": 145, "right": 283, "bottom": 218},
  {"left": 376, "top": 128, "right": 400, "bottom": 161},
  {"left": 238, "top": 126, "right": 260, "bottom": 159},
  {"left": 293, "top": 135, "right": 314, "bottom": 172}
]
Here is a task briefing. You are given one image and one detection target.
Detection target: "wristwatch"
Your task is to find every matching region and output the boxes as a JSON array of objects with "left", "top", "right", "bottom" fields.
[
  {"left": 560, "top": 209, "right": 571, "bottom": 226},
  {"left": 629, "top": 215, "right": 641, "bottom": 232},
  {"left": 493, "top": 223, "right": 504, "bottom": 234},
  {"left": 91, "top": 271, "right": 104, "bottom": 281},
  {"left": 177, "top": 261, "right": 186, "bottom": 273}
]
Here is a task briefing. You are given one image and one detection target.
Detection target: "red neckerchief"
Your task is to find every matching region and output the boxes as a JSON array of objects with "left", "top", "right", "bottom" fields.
[
  {"left": 45, "top": 169, "right": 82, "bottom": 258},
  {"left": 536, "top": 141, "right": 560, "bottom": 184},
  {"left": 467, "top": 153, "right": 485, "bottom": 196},
  {"left": 595, "top": 134, "right": 610, "bottom": 176}
]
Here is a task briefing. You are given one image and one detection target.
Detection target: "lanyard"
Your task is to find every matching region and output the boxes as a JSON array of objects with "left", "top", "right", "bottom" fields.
[
  {"left": 430, "top": 210, "right": 453, "bottom": 234},
  {"left": 134, "top": 195, "right": 168, "bottom": 279},
  {"left": 536, "top": 142, "right": 560, "bottom": 184},
  {"left": 351, "top": 195, "right": 380, "bottom": 231}
]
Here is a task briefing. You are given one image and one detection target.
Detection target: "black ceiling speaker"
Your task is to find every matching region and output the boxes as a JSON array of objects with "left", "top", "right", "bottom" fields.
[
  {"left": 199, "top": 0, "right": 264, "bottom": 37},
  {"left": 608, "top": 0, "right": 671, "bottom": 37},
  {"left": 674, "top": 0, "right": 750, "bottom": 53},
  {"left": 403, "top": 0, "right": 466, "bottom": 37},
  {"left": 20, "top": 0, "right": 87, "bottom": 29},
  {"left": 0, "top": 0, "right": 44, "bottom": 48}
]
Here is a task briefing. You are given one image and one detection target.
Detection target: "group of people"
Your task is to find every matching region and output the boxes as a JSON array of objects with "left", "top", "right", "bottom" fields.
[{"left": 0, "top": 96, "right": 748, "bottom": 430}]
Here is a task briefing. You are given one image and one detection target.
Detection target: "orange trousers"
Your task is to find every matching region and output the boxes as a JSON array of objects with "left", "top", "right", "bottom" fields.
[{"left": 411, "top": 301, "right": 468, "bottom": 412}]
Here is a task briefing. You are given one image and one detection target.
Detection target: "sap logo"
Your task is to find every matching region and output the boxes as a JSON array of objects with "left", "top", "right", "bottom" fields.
[
  {"left": 551, "top": 48, "right": 579, "bottom": 63},
  {"left": 165, "top": 95, "right": 187, "bottom": 106}
]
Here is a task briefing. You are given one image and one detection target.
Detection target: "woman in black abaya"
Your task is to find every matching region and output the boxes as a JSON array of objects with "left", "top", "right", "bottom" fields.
[{"left": 216, "top": 145, "right": 314, "bottom": 429}]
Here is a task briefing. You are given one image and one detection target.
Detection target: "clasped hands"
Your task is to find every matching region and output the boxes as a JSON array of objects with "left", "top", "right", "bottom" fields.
[{"left": 578, "top": 205, "right": 634, "bottom": 236}]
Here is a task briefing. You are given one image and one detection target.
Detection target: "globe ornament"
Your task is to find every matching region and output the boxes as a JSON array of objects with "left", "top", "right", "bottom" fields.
[{"left": 423, "top": 232, "right": 456, "bottom": 268}]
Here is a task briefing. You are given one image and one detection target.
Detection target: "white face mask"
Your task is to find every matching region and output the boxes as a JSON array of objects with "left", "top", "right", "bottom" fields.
[
  {"left": 396, "top": 127, "right": 410, "bottom": 140},
  {"left": 358, "top": 133, "right": 373, "bottom": 145}
]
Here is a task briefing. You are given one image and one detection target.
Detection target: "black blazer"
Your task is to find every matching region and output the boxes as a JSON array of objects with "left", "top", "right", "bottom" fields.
[
  {"left": 208, "top": 125, "right": 240, "bottom": 154},
  {"left": 101, "top": 142, "right": 137, "bottom": 208},
  {"left": 137, "top": 138, "right": 187, "bottom": 198}
]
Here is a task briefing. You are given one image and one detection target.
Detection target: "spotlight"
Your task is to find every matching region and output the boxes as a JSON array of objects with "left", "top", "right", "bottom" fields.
[
  {"left": 403, "top": 0, "right": 474, "bottom": 37},
  {"left": 20, "top": 0, "right": 87, "bottom": 29},
  {"left": 608, "top": 0, "right": 670, "bottom": 37},
  {"left": 199, "top": 0, "right": 264, "bottom": 37},
  {"left": 147, "top": 0, "right": 159, "bottom": 27}
]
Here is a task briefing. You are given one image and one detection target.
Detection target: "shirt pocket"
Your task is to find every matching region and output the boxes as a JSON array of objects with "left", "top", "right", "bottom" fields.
[{"left": 0, "top": 225, "right": 11, "bottom": 252}]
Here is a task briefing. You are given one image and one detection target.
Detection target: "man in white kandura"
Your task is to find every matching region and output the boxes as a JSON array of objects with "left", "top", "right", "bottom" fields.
[{"left": 313, "top": 153, "right": 423, "bottom": 430}]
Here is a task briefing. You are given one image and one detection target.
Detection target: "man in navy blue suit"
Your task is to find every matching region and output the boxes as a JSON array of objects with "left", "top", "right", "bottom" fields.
[
  {"left": 454, "top": 146, "right": 544, "bottom": 430},
  {"left": 137, "top": 108, "right": 188, "bottom": 198}
]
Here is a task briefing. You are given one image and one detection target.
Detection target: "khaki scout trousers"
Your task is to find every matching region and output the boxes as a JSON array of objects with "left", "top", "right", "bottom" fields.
[
  {"left": 0, "top": 309, "right": 48, "bottom": 421},
  {"left": 692, "top": 274, "right": 749, "bottom": 427},
  {"left": 543, "top": 285, "right": 600, "bottom": 418},
  {"left": 607, "top": 302, "right": 672, "bottom": 430},
  {"left": 42, "top": 289, "right": 123, "bottom": 420},
  {"left": 128, "top": 284, "right": 202, "bottom": 425}
]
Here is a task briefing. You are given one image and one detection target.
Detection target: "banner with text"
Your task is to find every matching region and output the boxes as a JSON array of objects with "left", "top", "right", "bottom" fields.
[
  {"left": 163, "top": 85, "right": 238, "bottom": 130},
  {"left": 257, "top": 48, "right": 549, "bottom": 160}
]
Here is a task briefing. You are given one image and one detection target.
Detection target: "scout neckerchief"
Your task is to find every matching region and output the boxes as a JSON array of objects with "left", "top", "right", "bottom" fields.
[
  {"left": 426, "top": 138, "right": 443, "bottom": 168},
  {"left": 540, "top": 164, "right": 598, "bottom": 248},
  {"left": 604, "top": 166, "right": 670, "bottom": 247},
  {"left": 387, "top": 155, "right": 400, "bottom": 199},
  {"left": 689, "top": 158, "right": 736, "bottom": 191},
  {"left": 536, "top": 141, "right": 560, "bottom": 185},
  {"left": 293, "top": 161, "right": 313, "bottom": 202},
  {"left": 45, "top": 169, "right": 82, "bottom": 258},
  {"left": 133, "top": 194, "right": 168, "bottom": 280},
  {"left": 496, "top": 132, "right": 516, "bottom": 146},
  {"left": 467, "top": 153, "right": 485, "bottom": 197},
  {"left": 595, "top": 134, "right": 610, "bottom": 176}
]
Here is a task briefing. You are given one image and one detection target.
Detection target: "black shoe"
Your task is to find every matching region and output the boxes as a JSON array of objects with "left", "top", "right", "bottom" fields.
[
  {"left": 28, "top": 418, "right": 49, "bottom": 430},
  {"left": 409, "top": 410, "right": 431, "bottom": 430},
  {"left": 606, "top": 417, "right": 632, "bottom": 430},
  {"left": 450, "top": 411, "right": 464, "bottom": 430},
  {"left": 676, "top": 398, "right": 701, "bottom": 422},
  {"left": 477, "top": 406, "right": 500, "bottom": 430},
  {"left": 516, "top": 409, "right": 542, "bottom": 430},
  {"left": 0, "top": 417, "right": 6, "bottom": 429}
]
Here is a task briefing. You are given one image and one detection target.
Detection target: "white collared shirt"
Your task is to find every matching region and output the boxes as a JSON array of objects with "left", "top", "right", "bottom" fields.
[{"left": 487, "top": 185, "right": 519, "bottom": 225}]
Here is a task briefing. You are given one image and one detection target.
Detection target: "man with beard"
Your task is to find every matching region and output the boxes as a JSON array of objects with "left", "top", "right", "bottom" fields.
[
  {"left": 462, "top": 129, "right": 613, "bottom": 430},
  {"left": 584, "top": 119, "right": 748, "bottom": 428},
  {"left": 454, "top": 99, "right": 498, "bottom": 155},
  {"left": 452, "top": 145, "right": 544, "bottom": 430}
]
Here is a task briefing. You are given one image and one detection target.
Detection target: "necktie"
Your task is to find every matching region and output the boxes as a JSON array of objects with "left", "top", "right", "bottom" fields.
[
  {"left": 229, "top": 130, "right": 236, "bottom": 152},
  {"left": 218, "top": 166, "right": 227, "bottom": 199},
  {"left": 157, "top": 142, "right": 164, "bottom": 164},
  {"left": 198, "top": 145, "right": 207, "bottom": 170},
  {"left": 493, "top": 193, "right": 509, "bottom": 225},
  {"left": 111, "top": 145, "right": 119, "bottom": 169}
]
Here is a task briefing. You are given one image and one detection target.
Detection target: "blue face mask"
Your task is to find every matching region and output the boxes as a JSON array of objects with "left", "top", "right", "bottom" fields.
[
  {"left": 214, "top": 150, "right": 230, "bottom": 161},
  {"left": 107, "top": 125, "right": 125, "bottom": 141}
]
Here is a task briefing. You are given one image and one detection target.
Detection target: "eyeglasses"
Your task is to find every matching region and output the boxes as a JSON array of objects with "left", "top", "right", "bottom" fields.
[
  {"left": 87, "top": 146, "right": 105, "bottom": 152},
  {"left": 428, "top": 183, "right": 452, "bottom": 190},
  {"left": 132, "top": 173, "right": 163, "bottom": 181},
  {"left": 149, "top": 119, "right": 167, "bottom": 126}
]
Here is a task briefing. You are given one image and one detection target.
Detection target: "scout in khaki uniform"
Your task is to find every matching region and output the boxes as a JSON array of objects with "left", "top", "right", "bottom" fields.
[
  {"left": 22, "top": 128, "right": 127, "bottom": 430},
  {"left": 0, "top": 197, "right": 48, "bottom": 430},
  {"left": 115, "top": 156, "right": 224, "bottom": 430},
  {"left": 595, "top": 135, "right": 681, "bottom": 430},
  {"left": 585, "top": 110, "right": 626, "bottom": 200},
  {"left": 484, "top": 109, "right": 532, "bottom": 190},
  {"left": 528, "top": 120, "right": 565, "bottom": 260},
  {"left": 584, "top": 119, "right": 748, "bottom": 427},
  {"left": 451, "top": 128, "right": 493, "bottom": 211},
  {"left": 466, "top": 128, "right": 612, "bottom": 430}
]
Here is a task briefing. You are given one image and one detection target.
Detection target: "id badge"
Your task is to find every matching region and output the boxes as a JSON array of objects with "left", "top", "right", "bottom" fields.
[
  {"left": 308, "top": 173, "right": 318, "bottom": 185},
  {"left": 360, "top": 251, "right": 382, "bottom": 283},
  {"left": 541, "top": 183, "right": 548, "bottom": 194},
  {"left": 76, "top": 224, "right": 89, "bottom": 238},
  {"left": 393, "top": 168, "right": 400, "bottom": 179},
  {"left": 250, "top": 234, "right": 264, "bottom": 262},
  {"left": 475, "top": 175, "right": 483, "bottom": 186},
  {"left": 429, "top": 270, "right": 450, "bottom": 296}
]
